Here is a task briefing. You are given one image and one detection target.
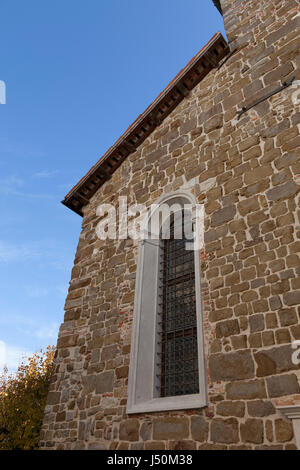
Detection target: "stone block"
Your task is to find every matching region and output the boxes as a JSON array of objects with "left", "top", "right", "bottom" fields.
[
  {"left": 191, "top": 416, "right": 209, "bottom": 442},
  {"left": 204, "top": 115, "right": 223, "bottom": 133},
  {"left": 267, "top": 181, "right": 298, "bottom": 202},
  {"left": 169, "top": 440, "right": 197, "bottom": 450},
  {"left": 216, "top": 401, "right": 245, "bottom": 418},
  {"left": 96, "top": 371, "right": 114, "bottom": 394},
  {"left": 57, "top": 334, "right": 78, "bottom": 349},
  {"left": 47, "top": 392, "right": 61, "bottom": 405},
  {"left": 267, "top": 374, "right": 300, "bottom": 398},
  {"left": 241, "top": 419, "right": 263, "bottom": 444},
  {"left": 140, "top": 422, "right": 152, "bottom": 441},
  {"left": 116, "top": 366, "right": 129, "bottom": 379},
  {"left": 119, "top": 420, "right": 140, "bottom": 442},
  {"left": 247, "top": 400, "right": 275, "bottom": 417},
  {"left": 275, "top": 419, "right": 294, "bottom": 443},
  {"left": 283, "top": 291, "right": 300, "bottom": 306},
  {"left": 153, "top": 417, "right": 189, "bottom": 440},
  {"left": 209, "top": 350, "right": 255, "bottom": 382},
  {"left": 211, "top": 205, "right": 236, "bottom": 227},
  {"left": 254, "top": 345, "right": 298, "bottom": 377},
  {"left": 249, "top": 314, "right": 265, "bottom": 333},
  {"left": 211, "top": 418, "right": 239, "bottom": 444},
  {"left": 169, "top": 135, "right": 188, "bottom": 152},
  {"left": 226, "top": 379, "right": 267, "bottom": 400},
  {"left": 216, "top": 319, "right": 240, "bottom": 338}
]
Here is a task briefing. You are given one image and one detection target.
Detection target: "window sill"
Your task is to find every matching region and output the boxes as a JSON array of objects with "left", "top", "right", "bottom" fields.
[{"left": 127, "top": 395, "right": 208, "bottom": 414}]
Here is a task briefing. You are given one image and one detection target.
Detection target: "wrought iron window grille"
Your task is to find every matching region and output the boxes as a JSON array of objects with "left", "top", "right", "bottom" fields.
[{"left": 157, "top": 213, "right": 199, "bottom": 397}]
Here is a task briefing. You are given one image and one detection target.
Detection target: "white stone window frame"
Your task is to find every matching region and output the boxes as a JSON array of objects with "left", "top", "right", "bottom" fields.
[
  {"left": 276, "top": 405, "right": 300, "bottom": 450},
  {"left": 127, "top": 190, "right": 208, "bottom": 414}
]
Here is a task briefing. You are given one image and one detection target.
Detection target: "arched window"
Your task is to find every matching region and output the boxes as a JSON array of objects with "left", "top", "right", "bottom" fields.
[{"left": 127, "top": 191, "right": 207, "bottom": 414}]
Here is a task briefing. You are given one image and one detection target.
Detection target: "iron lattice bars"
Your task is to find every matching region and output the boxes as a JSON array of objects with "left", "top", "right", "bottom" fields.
[{"left": 158, "top": 214, "right": 199, "bottom": 397}]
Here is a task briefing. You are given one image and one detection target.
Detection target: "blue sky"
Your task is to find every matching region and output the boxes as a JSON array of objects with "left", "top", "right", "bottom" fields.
[{"left": 0, "top": 0, "right": 225, "bottom": 370}]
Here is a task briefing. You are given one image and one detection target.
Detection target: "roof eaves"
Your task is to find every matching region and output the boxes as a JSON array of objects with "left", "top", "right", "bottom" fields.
[
  {"left": 212, "top": 0, "right": 223, "bottom": 14},
  {"left": 63, "top": 32, "right": 229, "bottom": 216}
]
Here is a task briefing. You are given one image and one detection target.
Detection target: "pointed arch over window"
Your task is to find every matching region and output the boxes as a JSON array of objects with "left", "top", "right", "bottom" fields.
[{"left": 127, "top": 191, "right": 207, "bottom": 414}]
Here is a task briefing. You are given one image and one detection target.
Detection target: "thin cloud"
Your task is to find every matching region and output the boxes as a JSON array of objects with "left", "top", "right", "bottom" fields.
[
  {"left": 0, "top": 239, "right": 72, "bottom": 266},
  {"left": 0, "top": 175, "right": 54, "bottom": 199},
  {"left": 25, "top": 286, "right": 50, "bottom": 298},
  {"left": 24, "top": 283, "right": 68, "bottom": 299},
  {"left": 0, "top": 343, "right": 33, "bottom": 372},
  {"left": 0, "top": 139, "right": 46, "bottom": 159},
  {"left": 33, "top": 170, "right": 58, "bottom": 179},
  {"left": 15, "top": 323, "right": 59, "bottom": 341},
  {"left": 19, "top": 324, "right": 59, "bottom": 342},
  {"left": 0, "top": 175, "right": 24, "bottom": 191},
  {"left": 0, "top": 240, "right": 41, "bottom": 263},
  {"left": 35, "top": 323, "right": 59, "bottom": 340},
  {"left": 55, "top": 284, "right": 68, "bottom": 296},
  {"left": 58, "top": 182, "right": 74, "bottom": 191},
  {"left": 0, "top": 314, "right": 59, "bottom": 343}
]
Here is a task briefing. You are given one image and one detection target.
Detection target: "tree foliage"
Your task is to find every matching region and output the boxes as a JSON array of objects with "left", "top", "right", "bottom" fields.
[{"left": 0, "top": 346, "right": 55, "bottom": 450}]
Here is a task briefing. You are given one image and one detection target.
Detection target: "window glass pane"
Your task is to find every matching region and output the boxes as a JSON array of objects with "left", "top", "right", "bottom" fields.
[{"left": 159, "top": 211, "right": 199, "bottom": 397}]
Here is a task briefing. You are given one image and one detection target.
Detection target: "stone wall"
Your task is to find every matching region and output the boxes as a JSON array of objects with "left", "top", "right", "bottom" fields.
[{"left": 40, "top": 0, "right": 300, "bottom": 450}]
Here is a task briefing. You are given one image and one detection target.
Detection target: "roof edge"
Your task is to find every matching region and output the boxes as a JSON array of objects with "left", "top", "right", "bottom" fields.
[
  {"left": 63, "top": 32, "right": 229, "bottom": 216},
  {"left": 212, "top": 0, "right": 223, "bottom": 14}
]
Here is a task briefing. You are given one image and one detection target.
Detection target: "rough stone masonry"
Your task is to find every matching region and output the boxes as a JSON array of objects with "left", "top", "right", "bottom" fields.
[{"left": 40, "top": 0, "right": 300, "bottom": 450}]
